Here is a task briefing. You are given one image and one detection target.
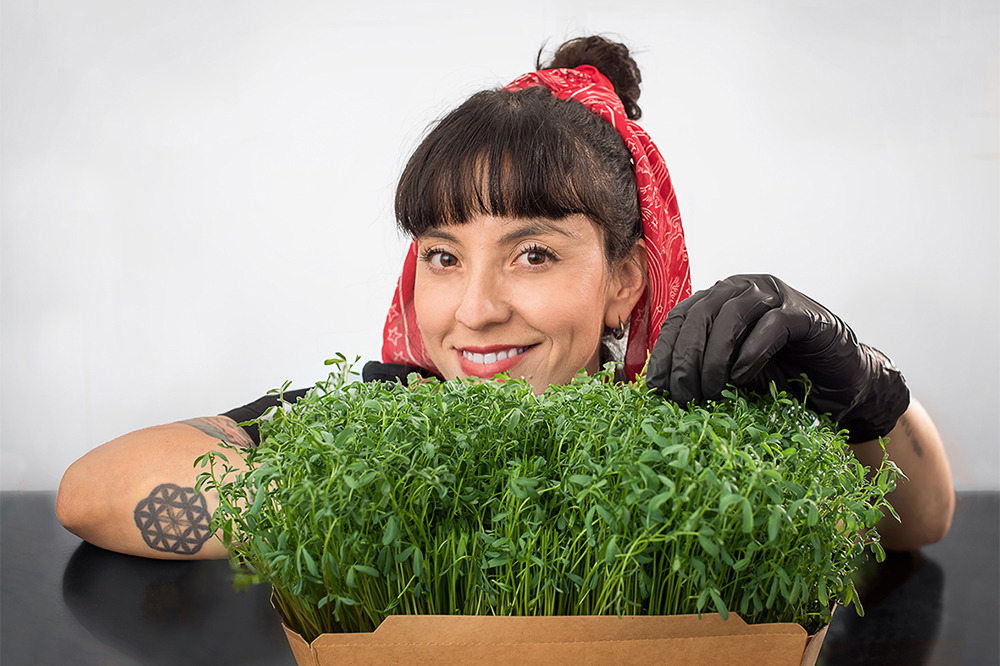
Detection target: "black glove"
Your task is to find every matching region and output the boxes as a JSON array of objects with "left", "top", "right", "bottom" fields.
[{"left": 646, "top": 274, "right": 909, "bottom": 443}]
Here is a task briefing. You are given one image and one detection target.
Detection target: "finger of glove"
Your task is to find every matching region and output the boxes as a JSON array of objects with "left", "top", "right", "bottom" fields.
[
  {"left": 701, "top": 286, "right": 780, "bottom": 398},
  {"left": 731, "top": 306, "right": 805, "bottom": 385},
  {"left": 668, "top": 279, "right": 753, "bottom": 403},
  {"left": 646, "top": 288, "right": 710, "bottom": 392}
]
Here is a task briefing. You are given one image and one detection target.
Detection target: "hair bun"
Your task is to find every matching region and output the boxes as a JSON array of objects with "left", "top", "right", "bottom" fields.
[{"left": 538, "top": 36, "right": 643, "bottom": 120}]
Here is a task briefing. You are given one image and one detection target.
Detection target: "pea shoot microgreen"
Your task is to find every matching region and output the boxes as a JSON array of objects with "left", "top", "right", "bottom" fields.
[{"left": 196, "top": 355, "right": 897, "bottom": 641}]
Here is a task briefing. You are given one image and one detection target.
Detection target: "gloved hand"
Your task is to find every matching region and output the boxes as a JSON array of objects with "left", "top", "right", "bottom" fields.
[{"left": 646, "top": 274, "right": 909, "bottom": 443}]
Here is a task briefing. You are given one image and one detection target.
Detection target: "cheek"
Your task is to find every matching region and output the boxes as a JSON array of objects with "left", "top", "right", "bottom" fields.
[
  {"left": 512, "top": 272, "right": 608, "bottom": 346},
  {"left": 528, "top": 273, "right": 607, "bottom": 322},
  {"left": 413, "top": 274, "right": 455, "bottom": 343}
]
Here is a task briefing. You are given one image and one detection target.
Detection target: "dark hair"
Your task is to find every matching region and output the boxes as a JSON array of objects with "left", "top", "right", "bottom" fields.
[
  {"left": 395, "top": 35, "right": 644, "bottom": 268},
  {"left": 538, "top": 36, "right": 642, "bottom": 121}
]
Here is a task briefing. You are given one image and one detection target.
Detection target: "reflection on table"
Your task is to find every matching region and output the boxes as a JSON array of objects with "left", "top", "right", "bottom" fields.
[{"left": 62, "top": 542, "right": 294, "bottom": 666}]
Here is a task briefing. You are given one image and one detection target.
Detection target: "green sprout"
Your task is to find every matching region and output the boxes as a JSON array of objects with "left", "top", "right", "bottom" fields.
[{"left": 196, "top": 355, "right": 897, "bottom": 642}]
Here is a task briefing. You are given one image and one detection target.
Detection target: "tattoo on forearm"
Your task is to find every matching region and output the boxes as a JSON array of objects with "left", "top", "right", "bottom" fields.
[
  {"left": 899, "top": 415, "right": 924, "bottom": 457},
  {"left": 179, "top": 416, "right": 253, "bottom": 448},
  {"left": 134, "top": 483, "right": 213, "bottom": 554}
]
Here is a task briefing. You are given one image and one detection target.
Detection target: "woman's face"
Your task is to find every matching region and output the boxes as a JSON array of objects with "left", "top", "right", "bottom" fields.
[{"left": 413, "top": 214, "right": 641, "bottom": 393}]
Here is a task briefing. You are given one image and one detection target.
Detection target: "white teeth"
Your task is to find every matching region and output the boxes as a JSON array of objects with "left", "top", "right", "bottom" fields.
[{"left": 462, "top": 347, "right": 526, "bottom": 365}]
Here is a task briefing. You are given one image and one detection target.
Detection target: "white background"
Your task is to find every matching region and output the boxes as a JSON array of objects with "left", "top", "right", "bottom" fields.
[{"left": 2, "top": 0, "right": 997, "bottom": 491}]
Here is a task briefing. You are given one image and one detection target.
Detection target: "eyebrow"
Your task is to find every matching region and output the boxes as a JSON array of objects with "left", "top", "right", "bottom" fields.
[
  {"left": 420, "top": 219, "right": 581, "bottom": 244},
  {"left": 500, "top": 220, "right": 580, "bottom": 243}
]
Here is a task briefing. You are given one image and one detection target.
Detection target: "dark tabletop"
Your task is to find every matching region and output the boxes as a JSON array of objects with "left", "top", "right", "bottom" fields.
[{"left": 2, "top": 491, "right": 997, "bottom": 666}]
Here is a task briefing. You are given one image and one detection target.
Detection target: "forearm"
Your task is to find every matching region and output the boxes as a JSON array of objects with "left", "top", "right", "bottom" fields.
[
  {"left": 850, "top": 399, "right": 955, "bottom": 551},
  {"left": 56, "top": 417, "right": 252, "bottom": 560}
]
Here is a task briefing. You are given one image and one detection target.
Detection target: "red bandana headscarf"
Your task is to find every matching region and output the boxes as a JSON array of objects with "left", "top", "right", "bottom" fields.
[{"left": 381, "top": 65, "right": 691, "bottom": 381}]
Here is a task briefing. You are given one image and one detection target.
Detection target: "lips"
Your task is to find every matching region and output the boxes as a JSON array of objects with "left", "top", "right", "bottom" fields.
[{"left": 457, "top": 345, "right": 534, "bottom": 377}]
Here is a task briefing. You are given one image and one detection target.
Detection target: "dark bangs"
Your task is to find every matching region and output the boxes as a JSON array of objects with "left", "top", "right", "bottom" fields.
[{"left": 395, "top": 85, "right": 641, "bottom": 263}]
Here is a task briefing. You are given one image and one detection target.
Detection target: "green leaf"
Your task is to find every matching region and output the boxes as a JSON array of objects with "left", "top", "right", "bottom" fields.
[
  {"left": 638, "top": 449, "right": 663, "bottom": 464},
  {"left": 710, "top": 588, "right": 728, "bottom": 620},
  {"left": 412, "top": 547, "right": 423, "bottom": 577},
  {"left": 604, "top": 537, "right": 619, "bottom": 565},
  {"left": 514, "top": 477, "right": 539, "bottom": 499},
  {"left": 690, "top": 557, "right": 706, "bottom": 580},
  {"left": 249, "top": 484, "right": 267, "bottom": 516},
  {"left": 741, "top": 499, "right": 754, "bottom": 534},
  {"left": 846, "top": 580, "right": 864, "bottom": 616},
  {"left": 766, "top": 576, "right": 780, "bottom": 609},
  {"left": 382, "top": 516, "right": 398, "bottom": 545},
  {"left": 641, "top": 422, "right": 669, "bottom": 446},
  {"left": 506, "top": 408, "right": 522, "bottom": 433},
  {"left": 698, "top": 531, "right": 720, "bottom": 558},
  {"left": 719, "top": 492, "right": 743, "bottom": 513},
  {"left": 649, "top": 489, "right": 674, "bottom": 513},
  {"left": 767, "top": 505, "right": 782, "bottom": 543},
  {"left": 322, "top": 552, "right": 339, "bottom": 578},
  {"left": 301, "top": 550, "right": 319, "bottom": 578},
  {"left": 595, "top": 505, "right": 614, "bottom": 526}
]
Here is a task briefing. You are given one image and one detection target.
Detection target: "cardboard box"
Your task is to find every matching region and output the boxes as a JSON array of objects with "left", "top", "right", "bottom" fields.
[{"left": 282, "top": 613, "right": 830, "bottom": 666}]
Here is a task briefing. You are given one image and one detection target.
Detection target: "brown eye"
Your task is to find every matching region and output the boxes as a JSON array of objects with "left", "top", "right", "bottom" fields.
[
  {"left": 526, "top": 252, "right": 545, "bottom": 265},
  {"left": 430, "top": 252, "right": 458, "bottom": 268},
  {"left": 517, "top": 247, "right": 553, "bottom": 267}
]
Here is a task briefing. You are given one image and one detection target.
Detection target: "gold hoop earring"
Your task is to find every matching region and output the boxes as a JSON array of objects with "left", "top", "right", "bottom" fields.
[{"left": 612, "top": 316, "right": 625, "bottom": 340}]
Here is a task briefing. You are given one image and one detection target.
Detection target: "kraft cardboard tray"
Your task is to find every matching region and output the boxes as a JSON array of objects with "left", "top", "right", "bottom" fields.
[{"left": 282, "top": 612, "right": 831, "bottom": 666}]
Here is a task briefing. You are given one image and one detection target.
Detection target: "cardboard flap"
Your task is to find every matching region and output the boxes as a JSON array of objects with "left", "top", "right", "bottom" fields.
[
  {"left": 320, "top": 613, "right": 808, "bottom": 644},
  {"left": 284, "top": 613, "right": 816, "bottom": 666},
  {"left": 800, "top": 621, "right": 831, "bottom": 666}
]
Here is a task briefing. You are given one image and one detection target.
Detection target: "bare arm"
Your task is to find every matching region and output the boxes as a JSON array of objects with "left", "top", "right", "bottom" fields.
[
  {"left": 850, "top": 398, "right": 955, "bottom": 551},
  {"left": 56, "top": 416, "right": 252, "bottom": 559}
]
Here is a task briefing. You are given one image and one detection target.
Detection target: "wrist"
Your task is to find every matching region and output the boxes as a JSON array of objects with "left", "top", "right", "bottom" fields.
[{"left": 839, "top": 345, "right": 910, "bottom": 443}]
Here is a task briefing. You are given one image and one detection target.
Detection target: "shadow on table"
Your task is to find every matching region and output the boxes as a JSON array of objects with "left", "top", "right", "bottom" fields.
[
  {"left": 819, "top": 550, "right": 945, "bottom": 665},
  {"left": 62, "top": 542, "right": 295, "bottom": 666}
]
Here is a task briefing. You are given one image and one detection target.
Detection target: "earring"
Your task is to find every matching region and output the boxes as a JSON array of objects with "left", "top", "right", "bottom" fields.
[{"left": 612, "top": 316, "right": 625, "bottom": 340}]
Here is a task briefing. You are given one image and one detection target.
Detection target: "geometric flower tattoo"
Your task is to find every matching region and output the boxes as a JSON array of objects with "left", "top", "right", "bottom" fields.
[{"left": 134, "top": 483, "right": 212, "bottom": 554}]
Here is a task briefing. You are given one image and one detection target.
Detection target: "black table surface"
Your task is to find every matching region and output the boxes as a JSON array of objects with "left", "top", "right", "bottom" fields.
[{"left": 2, "top": 491, "right": 997, "bottom": 666}]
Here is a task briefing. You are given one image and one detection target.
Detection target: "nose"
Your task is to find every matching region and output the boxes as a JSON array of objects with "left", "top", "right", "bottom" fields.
[{"left": 454, "top": 268, "right": 511, "bottom": 330}]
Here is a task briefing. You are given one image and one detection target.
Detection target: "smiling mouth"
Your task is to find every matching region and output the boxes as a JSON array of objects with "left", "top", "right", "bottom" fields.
[{"left": 461, "top": 346, "right": 530, "bottom": 366}]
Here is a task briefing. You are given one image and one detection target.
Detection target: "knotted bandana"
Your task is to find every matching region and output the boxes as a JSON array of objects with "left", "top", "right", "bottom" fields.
[{"left": 381, "top": 65, "right": 691, "bottom": 381}]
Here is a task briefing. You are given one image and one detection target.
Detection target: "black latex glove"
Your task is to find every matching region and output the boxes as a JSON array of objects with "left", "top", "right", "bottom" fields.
[{"left": 646, "top": 274, "right": 909, "bottom": 443}]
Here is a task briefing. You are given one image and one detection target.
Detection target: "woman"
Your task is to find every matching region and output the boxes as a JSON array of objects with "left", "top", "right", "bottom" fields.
[{"left": 56, "top": 36, "right": 954, "bottom": 560}]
